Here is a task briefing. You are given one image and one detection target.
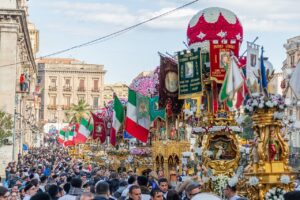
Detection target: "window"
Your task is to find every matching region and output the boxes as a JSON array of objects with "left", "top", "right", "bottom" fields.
[
  {"left": 50, "top": 78, "right": 56, "bottom": 87},
  {"left": 50, "top": 96, "right": 56, "bottom": 106},
  {"left": 93, "top": 97, "right": 99, "bottom": 108},
  {"left": 65, "top": 79, "right": 70, "bottom": 86},
  {"left": 93, "top": 79, "right": 99, "bottom": 90},
  {"left": 79, "top": 79, "right": 85, "bottom": 90},
  {"left": 65, "top": 96, "right": 71, "bottom": 106},
  {"left": 291, "top": 54, "right": 295, "bottom": 67}
]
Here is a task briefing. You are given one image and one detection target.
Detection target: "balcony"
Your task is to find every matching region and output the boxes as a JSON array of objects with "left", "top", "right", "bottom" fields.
[
  {"left": 63, "top": 86, "right": 72, "bottom": 92},
  {"left": 78, "top": 87, "right": 86, "bottom": 92},
  {"left": 49, "top": 86, "right": 57, "bottom": 91},
  {"left": 62, "top": 105, "right": 71, "bottom": 110},
  {"left": 47, "top": 105, "right": 57, "bottom": 110},
  {"left": 92, "top": 88, "right": 100, "bottom": 92}
]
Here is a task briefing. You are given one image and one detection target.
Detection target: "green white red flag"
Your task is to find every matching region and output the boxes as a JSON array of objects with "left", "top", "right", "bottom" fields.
[
  {"left": 57, "top": 130, "right": 65, "bottom": 144},
  {"left": 125, "top": 89, "right": 150, "bottom": 143},
  {"left": 111, "top": 94, "right": 124, "bottom": 146},
  {"left": 219, "top": 56, "right": 244, "bottom": 108},
  {"left": 74, "top": 118, "right": 93, "bottom": 144}
]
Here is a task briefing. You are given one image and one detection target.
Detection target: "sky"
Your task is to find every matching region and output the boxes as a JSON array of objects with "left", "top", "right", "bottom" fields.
[{"left": 27, "top": 0, "right": 300, "bottom": 84}]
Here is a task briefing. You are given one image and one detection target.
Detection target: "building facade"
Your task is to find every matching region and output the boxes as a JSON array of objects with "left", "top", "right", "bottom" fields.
[
  {"left": 282, "top": 36, "right": 300, "bottom": 152},
  {"left": 0, "top": 0, "right": 40, "bottom": 174},
  {"left": 268, "top": 72, "right": 283, "bottom": 95},
  {"left": 37, "top": 58, "right": 106, "bottom": 134},
  {"left": 103, "top": 83, "right": 128, "bottom": 103}
]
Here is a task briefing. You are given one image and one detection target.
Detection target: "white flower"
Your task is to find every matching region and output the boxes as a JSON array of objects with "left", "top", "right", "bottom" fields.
[
  {"left": 253, "top": 99, "right": 258, "bottom": 106},
  {"left": 228, "top": 176, "right": 238, "bottom": 187},
  {"left": 248, "top": 176, "right": 259, "bottom": 186},
  {"left": 280, "top": 175, "right": 290, "bottom": 184},
  {"left": 259, "top": 103, "right": 264, "bottom": 108}
]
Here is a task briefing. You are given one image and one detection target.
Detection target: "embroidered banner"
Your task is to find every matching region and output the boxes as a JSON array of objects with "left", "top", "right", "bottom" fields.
[
  {"left": 210, "top": 41, "right": 239, "bottom": 83},
  {"left": 159, "top": 55, "right": 183, "bottom": 115},
  {"left": 177, "top": 48, "right": 203, "bottom": 99}
]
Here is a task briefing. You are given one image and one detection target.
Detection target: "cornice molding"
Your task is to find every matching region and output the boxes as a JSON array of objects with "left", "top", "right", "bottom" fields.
[{"left": 0, "top": 9, "right": 37, "bottom": 74}]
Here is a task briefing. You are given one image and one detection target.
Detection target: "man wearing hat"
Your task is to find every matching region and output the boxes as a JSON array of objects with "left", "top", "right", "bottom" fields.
[{"left": 185, "top": 182, "right": 201, "bottom": 200}]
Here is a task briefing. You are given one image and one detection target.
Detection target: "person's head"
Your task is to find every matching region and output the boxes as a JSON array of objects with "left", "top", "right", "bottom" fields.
[
  {"left": 11, "top": 185, "right": 19, "bottom": 193},
  {"left": 81, "top": 174, "right": 87, "bottom": 183},
  {"left": 40, "top": 176, "right": 47, "bottom": 184},
  {"left": 224, "top": 184, "right": 237, "bottom": 198},
  {"left": 137, "top": 176, "right": 148, "bottom": 187},
  {"left": 128, "top": 175, "right": 137, "bottom": 185},
  {"left": 48, "top": 185, "right": 59, "bottom": 199},
  {"left": 30, "top": 179, "right": 40, "bottom": 192},
  {"left": 10, "top": 192, "right": 19, "bottom": 200},
  {"left": 166, "top": 190, "right": 180, "bottom": 200},
  {"left": 71, "top": 177, "right": 82, "bottom": 188},
  {"left": 283, "top": 191, "right": 300, "bottom": 200},
  {"left": 63, "top": 182, "right": 71, "bottom": 194},
  {"left": 30, "top": 192, "right": 51, "bottom": 200},
  {"left": 148, "top": 171, "right": 158, "bottom": 181},
  {"left": 24, "top": 183, "right": 36, "bottom": 196},
  {"left": 150, "top": 189, "right": 163, "bottom": 200},
  {"left": 0, "top": 186, "right": 9, "bottom": 200},
  {"left": 158, "top": 170, "right": 164, "bottom": 177},
  {"left": 128, "top": 185, "right": 141, "bottom": 200},
  {"left": 95, "top": 181, "right": 109, "bottom": 197},
  {"left": 186, "top": 182, "right": 201, "bottom": 200},
  {"left": 158, "top": 178, "right": 168, "bottom": 193}
]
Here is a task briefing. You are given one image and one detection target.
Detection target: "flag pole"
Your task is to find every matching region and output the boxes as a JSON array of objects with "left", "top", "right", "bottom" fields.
[{"left": 240, "top": 36, "right": 259, "bottom": 57}]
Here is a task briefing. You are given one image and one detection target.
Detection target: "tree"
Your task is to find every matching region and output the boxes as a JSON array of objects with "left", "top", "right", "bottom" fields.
[
  {"left": 65, "top": 99, "right": 90, "bottom": 123},
  {"left": 0, "top": 110, "right": 13, "bottom": 146}
]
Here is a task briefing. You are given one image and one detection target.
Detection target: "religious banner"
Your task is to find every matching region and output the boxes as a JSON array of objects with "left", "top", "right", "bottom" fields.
[
  {"left": 91, "top": 112, "right": 107, "bottom": 143},
  {"left": 246, "top": 42, "right": 260, "bottom": 85},
  {"left": 158, "top": 55, "right": 183, "bottom": 115},
  {"left": 177, "top": 48, "right": 203, "bottom": 99},
  {"left": 210, "top": 41, "right": 239, "bottom": 83}
]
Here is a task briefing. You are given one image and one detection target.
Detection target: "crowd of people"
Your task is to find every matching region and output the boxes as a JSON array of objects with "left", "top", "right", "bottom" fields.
[{"left": 0, "top": 146, "right": 300, "bottom": 200}]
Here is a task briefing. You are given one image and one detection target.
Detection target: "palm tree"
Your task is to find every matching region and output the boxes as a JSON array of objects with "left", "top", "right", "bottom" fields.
[{"left": 65, "top": 99, "right": 90, "bottom": 123}]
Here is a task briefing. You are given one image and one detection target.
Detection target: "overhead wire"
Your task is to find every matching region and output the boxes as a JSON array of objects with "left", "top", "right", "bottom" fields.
[{"left": 0, "top": 0, "right": 199, "bottom": 68}]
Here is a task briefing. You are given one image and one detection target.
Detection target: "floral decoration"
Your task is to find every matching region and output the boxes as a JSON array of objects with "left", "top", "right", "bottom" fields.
[
  {"left": 245, "top": 93, "right": 286, "bottom": 113},
  {"left": 265, "top": 187, "right": 286, "bottom": 200},
  {"left": 280, "top": 175, "right": 290, "bottom": 185},
  {"left": 248, "top": 176, "right": 259, "bottom": 186},
  {"left": 193, "top": 126, "right": 242, "bottom": 133},
  {"left": 211, "top": 174, "right": 229, "bottom": 199},
  {"left": 130, "top": 148, "right": 152, "bottom": 156},
  {"left": 107, "top": 149, "right": 129, "bottom": 156},
  {"left": 129, "top": 66, "right": 160, "bottom": 96}
]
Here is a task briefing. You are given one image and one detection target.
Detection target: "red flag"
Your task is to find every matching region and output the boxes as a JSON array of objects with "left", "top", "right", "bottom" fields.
[
  {"left": 236, "top": 81, "right": 249, "bottom": 109},
  {"left": 91, "top": 112, "right": 107, "bottom": 143},
  {"left": 212, "top": 81, "right": 219, "bottom": 113}
]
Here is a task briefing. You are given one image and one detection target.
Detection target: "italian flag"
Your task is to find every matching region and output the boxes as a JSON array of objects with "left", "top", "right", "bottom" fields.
[
  {"left": 111, "top": 94, "right": 124, "bottom": 146},
  {"left": 64, "top": 130, "right": 75, "bottom": 147},
  {"left": 219, "top": 56, "right": 244, "bottom": 108},
  {"left": 57, "top": 130, "right": 65, "bottom": 144},
  {"left": 75, "top": 118, "right": 93, "bottom": 144},
  {"left": 125, "top": 89, "right": 150, "bottom": 143}
]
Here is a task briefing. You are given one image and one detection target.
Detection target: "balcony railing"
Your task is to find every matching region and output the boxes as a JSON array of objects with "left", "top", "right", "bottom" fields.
[
  {"left": 49, "top": 86, "right": 57, "bottom": 91},
  {"left": 78, "top": 87, "right": 85, "bottom": 92},
  {"left": 92, "top": 88, "right": 99, "bottom": 92},
  {"left": 63, "top": 86, "right": 72, "bottom": 91},
  {"left": 47, "top": 105, "right": 57, "bottom": 110},
  {"left": 62, "top": 105, "right": 71, "bottom": 110}
]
